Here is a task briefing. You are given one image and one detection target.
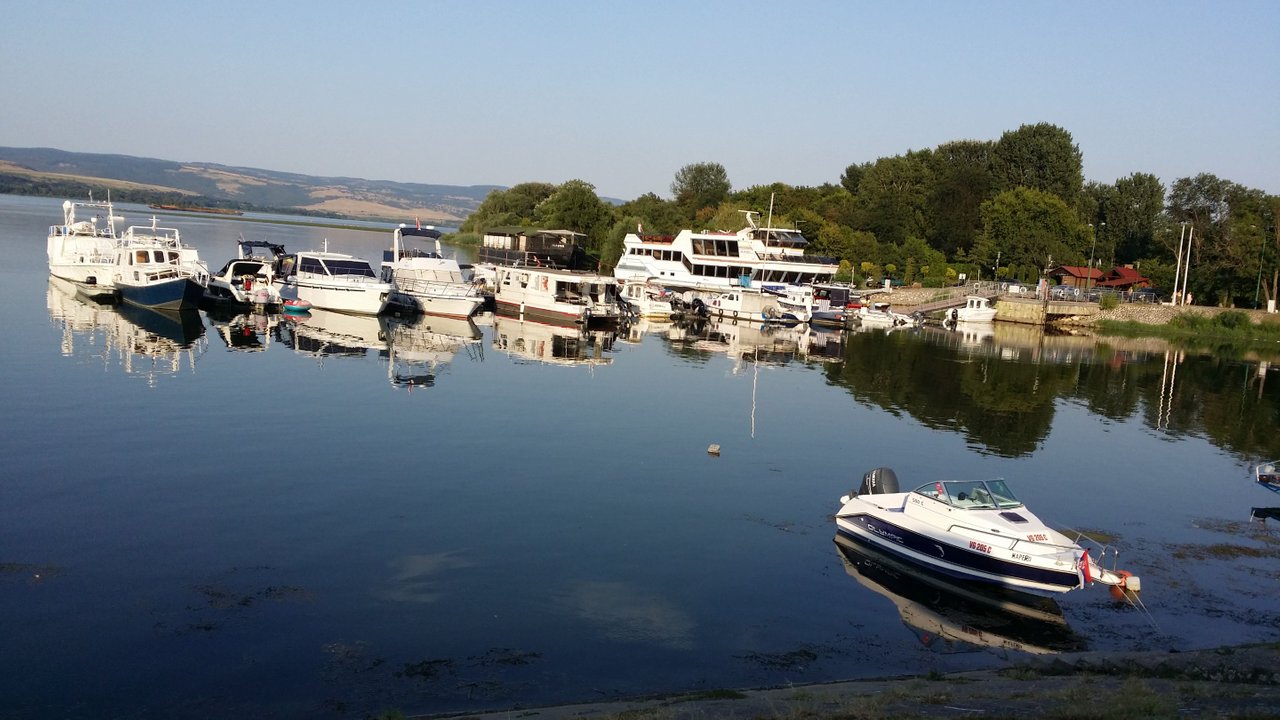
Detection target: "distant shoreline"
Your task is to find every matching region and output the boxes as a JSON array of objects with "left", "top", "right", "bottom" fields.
[{"left": 147, "top": 203, "right": 243, "bottom": 216}]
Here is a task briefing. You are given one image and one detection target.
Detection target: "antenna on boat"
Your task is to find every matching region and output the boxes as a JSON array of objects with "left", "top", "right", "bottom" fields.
[{"left": 765, "top": 192, "right": 775, "bottom": 229}]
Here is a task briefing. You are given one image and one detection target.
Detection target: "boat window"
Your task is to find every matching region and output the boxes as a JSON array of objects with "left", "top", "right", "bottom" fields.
[
  {"left": 321, "top": 259, "right": 376, "bottom": 278},
  {"left": 984, "top": 479, "right": 1022, "bottom": 508},
  {"left": 135, "top": 250, "right": 149, "bottom": 264},
  {"left": 299, "top": 256, "right": 325, "bottom": 275}
]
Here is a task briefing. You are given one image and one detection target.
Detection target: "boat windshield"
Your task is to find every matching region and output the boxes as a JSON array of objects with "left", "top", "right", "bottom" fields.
[
  {"left": 913, "top": 480, "right": 1022, "bottom": 510},
  {"left": 321, "top": 259, "right": 376, "bottom": 278}
]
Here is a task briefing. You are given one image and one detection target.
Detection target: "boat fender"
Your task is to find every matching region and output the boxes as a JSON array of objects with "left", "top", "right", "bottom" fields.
[{"left": 858, "top": 467, "right": 899, "bottom": 495}]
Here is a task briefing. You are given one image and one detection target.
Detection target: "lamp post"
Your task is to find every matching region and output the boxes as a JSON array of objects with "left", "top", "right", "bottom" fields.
[{"left": 1086, "top": 222, "right": 1104, "bottom": 294}]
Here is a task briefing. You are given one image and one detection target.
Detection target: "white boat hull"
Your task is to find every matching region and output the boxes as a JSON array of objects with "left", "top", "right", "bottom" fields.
[{"left": 280, "top": 279, "right": 389, "bottom": 315}]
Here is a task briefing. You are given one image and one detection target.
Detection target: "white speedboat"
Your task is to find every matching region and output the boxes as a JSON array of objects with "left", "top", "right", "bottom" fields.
[
  {"left": 855, "top": 302, "right": 916, "bottom": 328},
  {"left": 111, "top": 220, "right": 209, "bottom": 310},
  {"left": 948, "top": 295, "right": 997, "bottom": 323},
  {"left": 617, "top": 278, "right": 682, "bottom": 320},
  {"left": 613, "top": 210, "right": 838, "bottom": 292},
  {"left": 46, "top": 198, "right": 121, "bottom": 300},
  {"left": 277, "top": 245, "right": 391, "bottom": 315},
  {"left": 205, "top": 238, "right": 286, "bottom": 309},
  {"left": 381, "top": 224, "right": 483, "bottom": 318},
  {"left": 493, "top": 264, "right": 622, "bottom": 327},
  {"left": 834, "top": 467, "right": 1140, "bottom": 596}
]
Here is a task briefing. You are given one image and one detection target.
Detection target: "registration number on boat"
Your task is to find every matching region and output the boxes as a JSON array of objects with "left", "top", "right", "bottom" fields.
[
  {"left": 968, "top": 540, "right": 992, "bottom": 554},
  {"left": 1026, "top": 533, "right": 1049, "bottom": 542}
]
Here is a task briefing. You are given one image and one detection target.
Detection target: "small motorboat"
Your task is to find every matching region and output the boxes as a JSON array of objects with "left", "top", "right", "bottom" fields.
[
  {"left": 281, "top": 299, "right": 313, "bottom": 315},
  {"left": 1256, "top": 461, "right": 1280, "bottom": 493},
  {"left": 835, "top": 467, "right": 1139, "bottom": 596}
]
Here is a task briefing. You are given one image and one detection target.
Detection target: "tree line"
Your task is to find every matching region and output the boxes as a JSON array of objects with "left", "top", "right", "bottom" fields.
[{"left": 456, "top": 123, "right": 1278, "bottom": 308}]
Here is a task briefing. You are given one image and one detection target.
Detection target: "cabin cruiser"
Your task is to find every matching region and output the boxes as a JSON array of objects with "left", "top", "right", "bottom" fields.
[
  {"left": 205, "top": 238, "right": 286, "bottom": 309},
  {"left": 276, "top": 245, "right": 391, "bottom": 315},
  {"left": 948, "top": 295, "right": 997, "bottom": 323},
  {"left": 807, "top": 283, "right": 860, "bottom": 328},
  {"left": 702, "top": 285, "right": 806, "bottom": 323},
  {"left": 613, "top": 211, "right": 838, "bottom": 293},
  {"left": 381, "top": 224, "right": 483, "bottom": 318},
  {"left": 47, "top": 198, "right": 121, "bottom": 300},
  {"left": 1256, "top": 461, "right": 1280, "bottom": 494},
  {"left": 835, "top": 467, "right": 1140, "bottom": 596},
  {"left": 493, "top": 264, "right": 621, "bottom": 327},
  {"left": 111, "top": 219, "right": 209, "bottom": 310}
]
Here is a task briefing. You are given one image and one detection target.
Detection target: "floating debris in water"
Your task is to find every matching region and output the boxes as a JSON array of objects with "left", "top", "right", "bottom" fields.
[{"left": 707, "top": 444, "right": 721, "bottom": 456}]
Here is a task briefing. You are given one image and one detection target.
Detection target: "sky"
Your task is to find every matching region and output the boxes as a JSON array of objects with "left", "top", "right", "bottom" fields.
[{"left": 3, "top": 1, "right": 1277, "bottom": 201}]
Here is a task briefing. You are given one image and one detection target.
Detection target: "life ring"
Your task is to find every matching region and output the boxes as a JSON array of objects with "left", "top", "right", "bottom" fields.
[{"left": 732, "top": 310, "right": 738, "bottom": 319}]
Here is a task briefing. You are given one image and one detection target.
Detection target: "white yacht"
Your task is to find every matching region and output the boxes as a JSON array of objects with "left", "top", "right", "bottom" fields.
[
  {"left": 205, "top": 238, "right": 286, "bottom": 309},
  {"left": 276, "top": 245, "right": 391, "bottom": 315},
  {"left": 948, "top": 295, "right": 998, "bottom": 323},
  {"left": 381, "top": 224, "right": 483, "bottom": 318},
  {"left": 46, "top": 198, "right": 121, "bottom": 299},
  {"left": 613, "top": 211, "right": 838, "bottom": 293}
]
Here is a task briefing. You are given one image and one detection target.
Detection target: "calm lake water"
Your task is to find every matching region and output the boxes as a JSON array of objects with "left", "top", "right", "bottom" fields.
[{"left": 2, "top": 194, "right": 1279, "bottom": 718}]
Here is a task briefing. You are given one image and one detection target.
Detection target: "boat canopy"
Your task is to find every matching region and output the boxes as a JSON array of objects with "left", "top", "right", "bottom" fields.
[{"left": 913, "top": 479, "right": 1022, "bottom": 510}]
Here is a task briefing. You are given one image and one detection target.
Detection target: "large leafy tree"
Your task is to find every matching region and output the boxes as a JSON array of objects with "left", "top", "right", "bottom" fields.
[
  {"left": 1108, "top": 172, "right": 1166, "bottom": 265},
  {"left": 534, "top": 180, "right": 616, "bottom": 252},
  {"left": 927, "top": 140, "right": 997, "bottom": 257},
  {"left": 973, "top": 187, "right": 1085, "bottom": 281},
  {"left": 854, "top": 150, "right": 933, "bottom": 245},
  {"left": 459, "top": 182, "right": 555, "bottom": 234},
  {"left": 991, "top": 123, "right": 1083, "bottom": 207},
  {"left": 671, "top": 162, "right": 731, "bottom": 215},
  {"left": 616, "top": 192, "right": 682, "bottom": 235}
]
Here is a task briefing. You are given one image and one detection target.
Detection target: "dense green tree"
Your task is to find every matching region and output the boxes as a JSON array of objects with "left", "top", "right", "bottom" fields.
[
  {"left": 671, "top": 162, "right": 731, "bottom": 215},
  {"left": 974, "top": 187, "right": 1085, "bottom": 281},
  {"left": 616, "top": 192, "right": 682, "bottom": 235},
  {"left": 927, "top": 140, "right": 997, "bottom": 257},
  {"left": 533, "top": 179, "right": 615, "bottom": 250},
  {"left": 459, "top": 182, "right": 556, "bottom": 234},
  {"left": 840, "top": 162, "right": 871, "bottom": 195},
  {"left": 1109, "top": 172, "right": 1166, "bottom": 264},
  {"left": 854, "top": 150, "right": 933, "bottom": 245},
  {"left": 991, "top": 123, "right": 1083, "bottom": 206}
]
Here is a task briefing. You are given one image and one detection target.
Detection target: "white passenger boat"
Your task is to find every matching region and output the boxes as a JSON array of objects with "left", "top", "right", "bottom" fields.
[
  {"left": 834, "top": 467, "right": 1140, "bottom": 596},
  {"left": 111, "top": 219, "right": 209, "bottom": 310},
  {"left": 948, "top": 295, "right": 997, "bottom": 323},
  {"left": 205, "top": 238, "right": 286, "bottom": 309},
  {"left": 381, "top": 224, "right": 483, "bottom": 318},
  {"left": 613, "top": 211, "right": 838, "bottom": 292},
  {"left": 277, "top": 245, "right": 391, "bottom": 315},
  {"left": 493, "top": 265, "right": 622, "bottom": 327},
  {"left": 46, "top": 198, "right": 121, "bottom": 299}
]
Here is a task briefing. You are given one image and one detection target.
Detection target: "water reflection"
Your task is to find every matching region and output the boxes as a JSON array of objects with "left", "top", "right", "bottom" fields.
[
  {"left": 280, "top": 307, "right": 387, "bottom": 359},
  {"left": 47, "top": 276, "right": 206, "bottom": 385},
  {"left": 834, "top": 535, "right": 1086, "bottom": 656},
  {"left": 652, "top": 317, "right": 845, "bottom": 368},
  {"left": 491, "top": 314, "right": 616, "bottom": 366},
  {"left": 385, "top": 314, "right": 483, "bottom": 389},
  {"left": 206, "top": 309, "right": 283, "bottom": 352}
]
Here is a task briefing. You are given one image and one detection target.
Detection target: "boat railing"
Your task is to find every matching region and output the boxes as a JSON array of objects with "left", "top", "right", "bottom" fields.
[{"left": 393, "top": 276, "right": 479, "bottom": 298}]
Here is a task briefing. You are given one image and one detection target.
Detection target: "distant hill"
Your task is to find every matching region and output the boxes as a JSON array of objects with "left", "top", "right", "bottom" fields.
[{"left": 0, "top": 146, "right": 502, "bottom": 223}]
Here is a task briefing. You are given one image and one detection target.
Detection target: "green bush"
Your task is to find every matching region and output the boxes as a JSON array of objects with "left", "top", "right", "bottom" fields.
[
  {"left": 1215, "top": 310, "right": 1250, "bottom": 330},
  {"left": 1099, "top": 293, "right": 1120, "bottom": 310}
]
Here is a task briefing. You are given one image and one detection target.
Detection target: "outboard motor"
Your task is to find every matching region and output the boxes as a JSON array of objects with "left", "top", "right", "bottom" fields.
[{"left": 857, "top": 467, "right": 900, "bottom": 495}]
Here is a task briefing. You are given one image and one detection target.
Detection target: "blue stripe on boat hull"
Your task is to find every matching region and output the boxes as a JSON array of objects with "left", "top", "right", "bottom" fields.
[
  {"left": 118, "top": 278, "right": 205, "bottom": 310},
  {"left": 836, "top": 513, "right": 1080, "bottom": 594}
]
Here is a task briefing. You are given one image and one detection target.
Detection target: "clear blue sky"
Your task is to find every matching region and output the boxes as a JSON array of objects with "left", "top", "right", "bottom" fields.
[{"left": 4, "top": 1, "right": 1276, "bottom": 201}]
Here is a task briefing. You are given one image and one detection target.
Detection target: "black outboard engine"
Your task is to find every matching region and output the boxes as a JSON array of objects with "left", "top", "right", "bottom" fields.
[{"left": 858, "top": 467, "right": 900, "bottom": 495}]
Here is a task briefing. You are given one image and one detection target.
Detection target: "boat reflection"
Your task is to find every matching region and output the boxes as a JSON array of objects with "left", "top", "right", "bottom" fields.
[
  {"left": 384, "top": 314, "right": 483, "bottom": 389},
  {"left": 205, "top": 309, "right": 283, "bottom": 352},
  {"left": 661, "top": 316, "right": 843, "bottom": 366},
  {"left": 280, "top": 307, "right": 388, "bottom": 359},
  {"left": 491, "top": 314, "right": 616, "bottom": 367},
  {"left": 47, "top": 276, "right": 206, "bottom": 385},
  {"left": 833, "top": 534, "right": 1086, "bottom": 656}
]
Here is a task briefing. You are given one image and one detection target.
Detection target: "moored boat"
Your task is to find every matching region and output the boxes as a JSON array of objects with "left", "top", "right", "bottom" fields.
[
  {"left": 948, "top": 295, "right": 997, "bottom": 323},
  {"left": 276, "top": 245, "right": 391, "bottom": 315},
  {"left": 111, "top": 220, "right": 209, "bottom": 310},
  {"left": 381, "top": 224, "right": 484, "bottom": 318},
  {"left": 613, "top": 210, "right": 838, "bottom": 293},
  {"left": 47, "top": 197, "right": 121, "bottom": 300},
  {"left": 204, "top": 238, "right": 286, "bottom": 309},
  {"left": 834, "top": 467, "right": 1140, "bottom": 597},
  {"left": 493, "top": 264, "right": 621, "bottom": 327}
]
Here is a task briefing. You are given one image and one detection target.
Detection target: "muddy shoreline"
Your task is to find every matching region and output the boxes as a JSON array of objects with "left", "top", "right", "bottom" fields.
[{"left": 440, "top": 643, "right": 1280, "bottom": 719}]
